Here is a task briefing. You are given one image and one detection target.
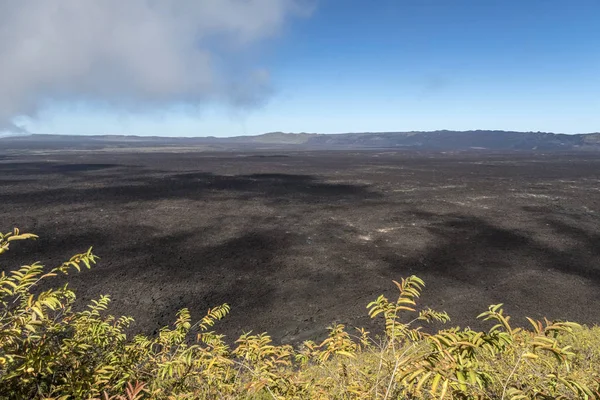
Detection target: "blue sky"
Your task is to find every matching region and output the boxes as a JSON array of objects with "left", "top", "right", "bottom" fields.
[{"left": 17, "top": 0, "right": 600, "bottom": 136}]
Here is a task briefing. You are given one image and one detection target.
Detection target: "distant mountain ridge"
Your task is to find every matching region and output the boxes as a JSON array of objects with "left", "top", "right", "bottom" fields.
[{"left": 2, "top": 130, "right": 600, "bottom": 152}]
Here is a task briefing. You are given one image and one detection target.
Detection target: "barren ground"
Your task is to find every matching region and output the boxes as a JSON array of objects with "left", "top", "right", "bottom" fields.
[{"left": 1, "top": 150, "right": 600, "bottom": 343}]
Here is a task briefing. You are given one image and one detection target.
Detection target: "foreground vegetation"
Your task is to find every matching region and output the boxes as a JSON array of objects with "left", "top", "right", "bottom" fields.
[{"left": 1, "top": 229, "right": 599, "bottom": 399}]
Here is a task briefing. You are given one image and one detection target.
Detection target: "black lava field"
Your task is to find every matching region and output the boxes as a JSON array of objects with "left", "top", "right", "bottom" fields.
[{"left": 2, "top": 151, "right": 600, "bottom": 343}]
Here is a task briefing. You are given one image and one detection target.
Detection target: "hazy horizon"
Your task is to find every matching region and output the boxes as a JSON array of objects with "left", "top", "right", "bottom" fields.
[{"left": 4, "top": 129, "right": 600, "bottom": 140}]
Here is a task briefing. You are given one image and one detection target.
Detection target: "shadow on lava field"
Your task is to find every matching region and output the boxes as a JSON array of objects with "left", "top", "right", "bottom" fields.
[{"left": 1, "top": 150, "right": 600, "bottom": 343}]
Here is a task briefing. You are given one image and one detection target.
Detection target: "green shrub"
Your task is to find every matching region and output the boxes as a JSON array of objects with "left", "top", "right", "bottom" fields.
[{"left": 0, "top": 228, "right": 599, "bottom": 399}]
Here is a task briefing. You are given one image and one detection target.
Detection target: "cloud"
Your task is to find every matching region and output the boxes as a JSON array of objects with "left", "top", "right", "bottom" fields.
[
  {"left": 417, "top": 75, "right": 450, "bottom": 99},
  {"left": 0, "top": 0, "right": 308, "bottom": 131},
  {"left": 0, "top": 121, "right": 30, "bottom": 135}
]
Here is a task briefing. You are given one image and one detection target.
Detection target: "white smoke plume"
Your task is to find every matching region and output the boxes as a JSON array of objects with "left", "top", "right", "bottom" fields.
[{"left": 0, "top": 0, "right": 308, "bottom": 132}]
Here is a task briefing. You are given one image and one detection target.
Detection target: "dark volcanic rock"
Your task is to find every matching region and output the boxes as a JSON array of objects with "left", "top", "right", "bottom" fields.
[{"left": 1, "top": 150, "right": 600, "bottom": 344}]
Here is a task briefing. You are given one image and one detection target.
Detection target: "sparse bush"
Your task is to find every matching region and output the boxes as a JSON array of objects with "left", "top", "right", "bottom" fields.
[{"left": 0, "top": 228, "right": 599, "bottom": 399}]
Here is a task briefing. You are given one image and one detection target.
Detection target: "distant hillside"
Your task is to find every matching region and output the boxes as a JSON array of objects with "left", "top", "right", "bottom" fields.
[
  {"left": 2, "top": 130, "right": 600, "bottom": 152},
  {"left": 230, "top": 132, "right": 316, "bottom": 144},
  {"left": 303, "top": 130, "right": 588, "bottom": 151}
]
